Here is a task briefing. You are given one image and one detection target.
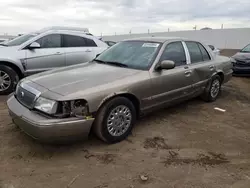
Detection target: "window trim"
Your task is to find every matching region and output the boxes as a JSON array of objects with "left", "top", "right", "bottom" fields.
[
  {"left": 157, "top": 41, "right": 189, "bottom": 68},
  {"left": 184, "top": 41, "right": 211, "bottom": 64}
]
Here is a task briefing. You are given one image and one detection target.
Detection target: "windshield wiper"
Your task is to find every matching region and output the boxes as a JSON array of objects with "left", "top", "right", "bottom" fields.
[
  {"left": 105, "top": 61, "right": 128, "bottom": 67},
  {"left": 93, "top": 59, "right": 107, "bottom": 64},
  {"left": 0, "top": 44, "right": 8, "bottom": 46},
  {"left": 94, "top": 59, "right": 128, "bottom": 67}
]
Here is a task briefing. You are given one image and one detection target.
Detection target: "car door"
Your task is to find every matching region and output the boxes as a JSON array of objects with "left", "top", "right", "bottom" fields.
[
  {"left": 184, "top": 41, "right": 216, "bottom": 92},
  {"left": 62, "top": 34, "right": 98, "bottom": 66},
  {"left": 149, "top": 41, "right": 195, "bottom": 108},
  {"left": 24, "top": 34, "right": 65, "bottom": 75}
]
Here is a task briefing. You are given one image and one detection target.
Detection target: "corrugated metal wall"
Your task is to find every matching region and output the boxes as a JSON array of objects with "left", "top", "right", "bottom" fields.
[{"left": 102, "top": 28, "right": 250, "bottom": 49}]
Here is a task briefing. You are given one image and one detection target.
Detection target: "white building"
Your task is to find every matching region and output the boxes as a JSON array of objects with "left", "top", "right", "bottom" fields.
[{"left": 102, "top": 28, "right": 250, "bottom": 49}]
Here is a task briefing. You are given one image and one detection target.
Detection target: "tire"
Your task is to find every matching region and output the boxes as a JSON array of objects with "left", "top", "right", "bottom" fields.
[
  {"left": 0, "top": 65, "right": 19, "bottom": 95},
  {"left": 201, "top": 75, "right": 222, "bottom": 102},
  {"left": 93, "top": 97, "right": 136, "bottom": 143}
]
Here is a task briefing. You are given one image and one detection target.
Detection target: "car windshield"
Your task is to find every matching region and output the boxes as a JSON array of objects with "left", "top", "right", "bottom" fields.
[
  {"left": 241, "top": 44, "right": 250, "bottom": 53},
  {"left": 95, "top": 41, "right": 161, "bottom": 70},
  {"left": 5, "top": 34, "right": 37, "bottom": 46}
]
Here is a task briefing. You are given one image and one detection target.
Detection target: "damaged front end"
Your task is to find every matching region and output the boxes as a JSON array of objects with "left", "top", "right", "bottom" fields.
[
  {"left": 54, "top": 99, "right": 93, "bottom": 119},
  {"left": 34, "top": 98, "right": 93, "bottom": 120}
]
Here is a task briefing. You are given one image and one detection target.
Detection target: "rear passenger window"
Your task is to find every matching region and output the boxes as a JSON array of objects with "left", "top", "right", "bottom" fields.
[
  {"left": 160, "top": 42, "right": 186, "bottom": 67},
  {"left": 198, "top": 43, "right": 211, "bottom": 61},
  {"left": 185, "top": 42, "right": 203, "bottom": 63},
  {"left": 63, "top": 35, "right": 86, "bottom": 47},
  {"left": 85, "top": 38, "right": 97, "bottom": 47},
  {"left": 62, "top": 35, "right": 97, "bottom": 47}
]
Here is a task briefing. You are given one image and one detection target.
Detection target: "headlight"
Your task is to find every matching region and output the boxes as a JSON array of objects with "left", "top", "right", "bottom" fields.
[
  {"left": 34, "top": 97, "right": 58, "bottom": 114},
  {"left": 230, "top": 57, "right": 236, "bottom": 63}
]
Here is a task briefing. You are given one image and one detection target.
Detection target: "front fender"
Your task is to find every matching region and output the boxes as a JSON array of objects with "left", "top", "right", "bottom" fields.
[
  {"left": 0, "top": 58, "right": 25, "bottom": 72},
  {"left": 211, "top": 70, "right": 223, "bottom": 78},
  {"left": 96, "top": 91, "right": 138, "bottom": 110}
]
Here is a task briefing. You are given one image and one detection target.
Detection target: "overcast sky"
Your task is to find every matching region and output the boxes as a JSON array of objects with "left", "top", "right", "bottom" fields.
[{"left": 0, "top": 0, "right": 250, "bottom": 36}]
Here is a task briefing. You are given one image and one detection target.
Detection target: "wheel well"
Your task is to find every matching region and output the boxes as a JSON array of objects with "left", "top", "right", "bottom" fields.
[
  {"left": 98, "top": 93, "right": 141, "bottom": 118},
  {"left": 0, "top": 61, "right": 23, "bottom": 79},
  {"left": 217, "top": 72, "right": 224, "bottom": 82}
]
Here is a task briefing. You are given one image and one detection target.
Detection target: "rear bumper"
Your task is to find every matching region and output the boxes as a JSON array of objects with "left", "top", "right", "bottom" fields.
[{"left": 7, "top": 94, "right": 94, "bottom": 143}]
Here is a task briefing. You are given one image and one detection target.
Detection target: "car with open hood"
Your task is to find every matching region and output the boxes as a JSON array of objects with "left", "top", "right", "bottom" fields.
[{"left": 7, "top": 37, "right": 233, "bottom": 143}]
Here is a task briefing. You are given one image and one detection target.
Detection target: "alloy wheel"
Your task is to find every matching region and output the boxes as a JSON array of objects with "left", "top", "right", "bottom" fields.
[
  {"left": 0, "top": 70, "right": 11, "bottom": 92},
  {"left": 210, "top": 79, "right": 220, "bottom": 98},
  {"left": 107, "top": 105, "right": 132, "bottom": 137}
]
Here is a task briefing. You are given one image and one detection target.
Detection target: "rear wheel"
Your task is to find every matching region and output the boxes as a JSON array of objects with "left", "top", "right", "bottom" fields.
[
  {"left": 201, "top": 75, "right": 222, "bottom": 102},
  {"left": 0, "top": 65, "right": 19, "bottom": 95},
  {"left": 93, "top": 97, "right": 136, "bottom": 143}
]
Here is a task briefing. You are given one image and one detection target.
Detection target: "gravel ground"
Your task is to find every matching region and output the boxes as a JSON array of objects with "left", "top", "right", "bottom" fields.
[{"left": 0, "top": 77, "right": 250, "bottom": 188}]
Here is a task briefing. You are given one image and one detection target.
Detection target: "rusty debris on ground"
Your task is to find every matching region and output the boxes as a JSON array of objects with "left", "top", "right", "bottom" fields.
[
  {"left": 163, "top": 151, "right": 230, "bottom": 167},
  {"left": 143, "top": 136, "right": 171, "bottom": 150}
]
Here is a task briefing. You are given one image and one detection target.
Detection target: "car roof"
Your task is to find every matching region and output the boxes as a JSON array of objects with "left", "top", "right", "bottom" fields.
[{"left": 123, "top": 37, "right": 186, "bottom": 43}]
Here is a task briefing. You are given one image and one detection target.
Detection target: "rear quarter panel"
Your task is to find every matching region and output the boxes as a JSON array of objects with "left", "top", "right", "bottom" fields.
[{"left": 214, "top": 55, "right": 233, "bottom": 83}]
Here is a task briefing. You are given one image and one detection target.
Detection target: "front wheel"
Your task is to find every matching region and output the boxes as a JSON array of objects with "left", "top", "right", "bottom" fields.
[
  {"left": 93, "top": 97, "right": 136, "bottom": 143},
  {"left": 0, "top": 65, "right": 19, "bottom": 95},
  {"left": 201, "top": 75, "right": 222, "bottom": 102}
]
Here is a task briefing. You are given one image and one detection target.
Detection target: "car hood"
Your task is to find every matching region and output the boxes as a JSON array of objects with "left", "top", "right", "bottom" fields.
[
  {"left": 232, "top": 52, "right": 250, "bottom": 61},
  {"left": 0, "top": 45, "right": 19, "bottom": 53},
  {"left": 27, "top": 62, "right": 142, "bottom": 96}
]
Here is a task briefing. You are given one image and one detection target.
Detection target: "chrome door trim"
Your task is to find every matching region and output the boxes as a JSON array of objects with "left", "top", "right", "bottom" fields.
[{"left": 182, "top": 41, "right": 191, "bottom": 65}]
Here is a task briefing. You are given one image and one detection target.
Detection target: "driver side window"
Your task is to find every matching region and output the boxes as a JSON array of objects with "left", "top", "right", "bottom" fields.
[
  {"left": 35, "top": 34, "right": 61, "bottom": 48},
  {"left": 160, "top": 41, "right": 187, "bottom": 67}
]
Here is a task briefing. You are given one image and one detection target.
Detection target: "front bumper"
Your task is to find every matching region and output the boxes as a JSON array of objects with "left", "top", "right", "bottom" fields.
[
  {"left": 7, "top": 94, "right": 94, "bottom": 142},
  {"left": 233, "top": 66, "right": 250, "bottom": 76}
]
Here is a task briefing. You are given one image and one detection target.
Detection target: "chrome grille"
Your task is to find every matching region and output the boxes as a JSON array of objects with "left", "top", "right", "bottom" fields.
[{"left": 16, "top": 85, "right": 36, "bottom": 108}]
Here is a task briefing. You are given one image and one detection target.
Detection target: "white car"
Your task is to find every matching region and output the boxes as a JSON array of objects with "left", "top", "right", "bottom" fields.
[
  {"left": 0, "top": 26, "right": 108, "bottom": 94},
  {"left": 208, "top": 45, "right": 220, "bottom": 56}
]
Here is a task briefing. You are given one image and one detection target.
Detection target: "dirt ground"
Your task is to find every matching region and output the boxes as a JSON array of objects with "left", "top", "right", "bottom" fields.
[
  {"left": 0, "top": 77, "right": 250, "bottom": 188},
  {"left": 220, "top": 49, "right": 239, "bottom": 57}
]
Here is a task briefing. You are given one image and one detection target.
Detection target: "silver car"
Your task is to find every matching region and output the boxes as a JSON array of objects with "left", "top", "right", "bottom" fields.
[
  {"left": 0, "top": 27, "right": 108, "bottom": 95},
  {"left": 208, "top": 45, "right": 220, "bottom": 56},
  {"left": 7, "top": 37, "right": 233, "bottom": 143}
]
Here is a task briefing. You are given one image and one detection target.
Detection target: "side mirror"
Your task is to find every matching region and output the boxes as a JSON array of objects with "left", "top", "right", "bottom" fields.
[
  {"left": 28, "top": 42, "right": 40, "bottom": 49},
  {"left": 158, "top": 60, "right": 175, "bottom": 70}
]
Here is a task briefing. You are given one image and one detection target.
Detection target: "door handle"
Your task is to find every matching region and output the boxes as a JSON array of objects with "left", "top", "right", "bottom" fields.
[
  {"left": 209, "top": 65, "right": 215, "bottom": 70},
  {"left": 85, "top": 49, "right": 92, "bottom": 52},
  {"left": 185, "top": 70, "right": 192, "bottom": 77}
]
